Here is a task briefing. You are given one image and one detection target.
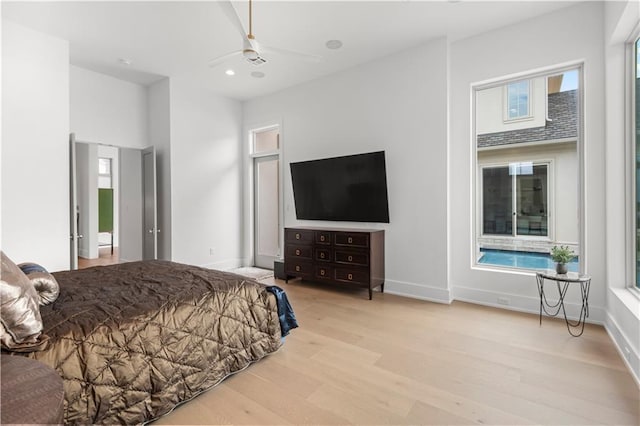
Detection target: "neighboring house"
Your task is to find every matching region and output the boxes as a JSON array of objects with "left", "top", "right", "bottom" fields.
[{"left": 476, "top": 74, "right": 579, "bottom": 254}]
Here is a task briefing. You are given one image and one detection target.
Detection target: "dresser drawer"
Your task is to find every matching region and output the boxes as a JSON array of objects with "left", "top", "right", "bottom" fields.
[
  {"left": 315, "top": 231, "right": 332, "bottom": 245},
  {"left": 335, "top": 250, "right": 368, "bottom": 266},
  {"left": 315, "top": 248, "right": 332, "bottom": 262},
  {"left": 335, "top": 268, "right": 369, "bottom": 285},
  {"left": 335, "top": 232, "right": 369, "bottom": 248},
  {"left": 285, "top": 229, "right": 314, "bottom": 244},
  {"left": 285, "top": 244, "right": 312, "bottom": 260},
  {"left": 315, "top": 265, "right": 333, "bottom": 280},
  {"left": 285, "top": 261, "right": 313, "bottom": 276}
]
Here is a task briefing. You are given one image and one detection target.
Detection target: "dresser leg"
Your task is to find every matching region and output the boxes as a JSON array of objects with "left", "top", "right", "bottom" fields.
[
  {"left": 369, "top": 288, "right": 373, "bottom": 300},
  {"left": 381, "top": 283, "right": 385, "bottom": 293}
]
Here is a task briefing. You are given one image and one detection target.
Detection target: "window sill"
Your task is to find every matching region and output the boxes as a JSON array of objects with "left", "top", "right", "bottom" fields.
[{"left": 610, "top": 287, "right": 640, "bottom": 320}]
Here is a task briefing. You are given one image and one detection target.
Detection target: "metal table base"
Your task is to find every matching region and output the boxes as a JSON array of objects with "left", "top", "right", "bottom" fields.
[{"left": 536, "top": 271, "right": 591, "bottom": 337}]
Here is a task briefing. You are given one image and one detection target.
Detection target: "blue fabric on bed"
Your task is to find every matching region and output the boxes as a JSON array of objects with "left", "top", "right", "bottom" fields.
[
  {"left": 266, "top": 286, "right": 298, "bottom": 337},
  {"left": 18, "top": 263, "right": 49, "bottom": 275}
]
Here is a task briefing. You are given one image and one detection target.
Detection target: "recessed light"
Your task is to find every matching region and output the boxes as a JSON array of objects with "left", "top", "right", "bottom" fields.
[
  {"left": 251, "top": 71, "right": 265, "bottom": 79},
  {"left": 225, "top": 69, "right": 235, "bottom": 76},
  {"left": 325, "top": 40, "right": 343, "bottom": 50},
  {"left": 118, "top": 58, "right": 132, "bottom": 66}
]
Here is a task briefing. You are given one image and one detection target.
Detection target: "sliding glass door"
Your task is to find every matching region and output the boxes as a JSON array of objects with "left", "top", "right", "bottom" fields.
[{"left": 482, "top": 163, "right": 549, "bottom": 238}]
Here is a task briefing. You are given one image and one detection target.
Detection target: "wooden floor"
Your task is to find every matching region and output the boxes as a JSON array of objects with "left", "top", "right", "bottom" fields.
[
  {"left": 154, "top": 278, "right": 639, "bottom": 425},
  {"left": 77, "top": 247, "right": 119, "bottom": 269}
]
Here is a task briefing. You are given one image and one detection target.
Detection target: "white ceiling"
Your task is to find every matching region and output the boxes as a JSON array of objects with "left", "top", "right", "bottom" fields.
[{"left": 2, "top": 1, "right": 580, "bottom": 101}]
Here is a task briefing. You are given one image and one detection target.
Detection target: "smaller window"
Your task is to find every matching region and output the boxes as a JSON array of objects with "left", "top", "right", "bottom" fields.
[
  {"left": 506, "top": 80, "right": 530, "bottom": 120},
  {"left": 98, "top": 158, "right": 112, "bottom": 189},
  {"left": 253, "top": 128, "right": 279, "bottom": 154},
  {"left": 98, "top": 158, "right": 111, "bottom": 176}
]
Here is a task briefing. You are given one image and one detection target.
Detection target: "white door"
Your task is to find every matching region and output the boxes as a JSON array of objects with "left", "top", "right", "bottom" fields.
[
  {"left": 254, "top": 155, "right": 280, "bottom": 269},
  {"left": 69, "top": 134, "right": 79, "bottom": 270},
  {"left": 142, "top": 146, "right": 158, "bottom": 260}
]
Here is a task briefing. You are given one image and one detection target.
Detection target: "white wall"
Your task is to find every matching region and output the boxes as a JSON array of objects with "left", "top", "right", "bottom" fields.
[
  {"left": 478, "top": 143, "right": 579, "bottom": 245},
  {"left": 1, "top": 20, "right": 69, "bottom": 271},
  {"left": 70, "top": 66, "right": 174, "bottom": 261},
  {"left": 76, "top": 142, "right": 98, "bottom": 259},
  {"left": 450, "top": 2, "right": 606, "bottom": 321},
  {"left": 476, "top": 77, "right": 547, "bottom": 134},
  {"left": 169, "top": 77, "right": 243, "bottom": 269},
  {"left": 148, "top": 78, "right": 172, "bottom": 261},
  {"left": 243, "top": 37, "right": 450, "bottom": 301},
  {"left": 603, "top": 0, "right": 640, "bottom": 384},
  {"left": 70, "top": 65, "right": 148, "bottom": 149}
]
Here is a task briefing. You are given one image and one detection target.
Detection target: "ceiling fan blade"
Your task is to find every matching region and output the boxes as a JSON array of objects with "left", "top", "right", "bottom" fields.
[
  {"left": 208, "top": 50, "right": 242, "bottom": 68},
  {"left": 217, "top": 0, "right": 249, "bottom": 41},
  {"left": 261, "top": 45, "right": 323, "bottom": 63}
]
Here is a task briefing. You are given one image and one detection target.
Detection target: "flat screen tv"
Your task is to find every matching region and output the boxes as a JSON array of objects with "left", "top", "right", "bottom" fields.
[{"left": 290, "top": 151, "right": 390, "bottom": 223}]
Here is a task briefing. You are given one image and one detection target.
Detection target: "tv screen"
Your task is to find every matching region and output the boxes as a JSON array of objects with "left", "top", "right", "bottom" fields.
[{"left": 290, "top": 151, "right": 390, "bottom": 223}]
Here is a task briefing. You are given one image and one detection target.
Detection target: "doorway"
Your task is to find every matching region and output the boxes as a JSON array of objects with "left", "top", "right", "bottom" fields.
[
  {"left": 251, "top": 126, "right": 281, "bottom": 269},
  {"left": 69, "top": 136, "right": 158, "bottom": 269}
]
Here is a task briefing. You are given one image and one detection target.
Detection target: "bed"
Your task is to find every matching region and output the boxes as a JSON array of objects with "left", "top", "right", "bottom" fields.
[{"left": 0, "top": 255, "right": 297, "bottom": 425}]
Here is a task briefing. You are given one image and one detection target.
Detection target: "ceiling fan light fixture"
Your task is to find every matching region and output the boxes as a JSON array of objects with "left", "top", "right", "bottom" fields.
[
  {"left": 243, "top": 48, "right": 259, "bottom": 60},
  {"left": 251, "top": 71, "right": 265, "bottom": 78}
]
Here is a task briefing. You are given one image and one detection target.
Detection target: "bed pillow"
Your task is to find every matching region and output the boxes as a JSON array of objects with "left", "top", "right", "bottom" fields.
[
  {"left": 18, "top": 262, "right": 60, "bottom": 306},
  {"left": 0, "top": 251, "right": 46, "bottom": 351}
]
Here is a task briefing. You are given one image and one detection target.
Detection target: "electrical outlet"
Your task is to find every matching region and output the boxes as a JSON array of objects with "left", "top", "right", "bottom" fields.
[
  {"left": 497, "top": 297, "right": 510, "bottom": 305},
  {"left": 209, "top": 248, "right": 215, "bottom": 256}
]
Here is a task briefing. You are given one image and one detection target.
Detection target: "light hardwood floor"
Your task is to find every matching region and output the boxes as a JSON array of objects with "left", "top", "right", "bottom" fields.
[
  {"left": 155, "top": 278, "right": 639, "bottom": 425},
  {"left": 77, "top": 247, "right": 119, "bottom": 269}
]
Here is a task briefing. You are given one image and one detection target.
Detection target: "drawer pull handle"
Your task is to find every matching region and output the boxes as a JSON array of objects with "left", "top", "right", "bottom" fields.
[
  {"left": 320, "top": 269, "right": 325, "bottom": 276},
  {"left": 348, "top": 237, "right": 353, "bottom": 244},
  {"left": 296, "top": 233, "right": 301, "bottom": 240},
  {"left": 295, "top": 249, "right": 301, "bottom": 256},
  {"left": 295, "top": 265, "right": 300, "bottom": 272},
  {"left": 348, "top": 255, "right": 353, "bottom": 262},
  {"left": 348, "top": 273, "right": 353, "bottom": 280},
  {"left": 320, "top": 235, "right": 325, "bottom": 242},
  {"left": 320, "top": 252, "right": 325, "bottom": 259}
]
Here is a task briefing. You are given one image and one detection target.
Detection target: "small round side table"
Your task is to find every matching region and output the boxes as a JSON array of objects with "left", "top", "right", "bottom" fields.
[
  {"left": 1, "top": 354, "right": 64, "bottom": 424},
  {"left": 536, "top": 270, "right": 591, "bottom": 337}
]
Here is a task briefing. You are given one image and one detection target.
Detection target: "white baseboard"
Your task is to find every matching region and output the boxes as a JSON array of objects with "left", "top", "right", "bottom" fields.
[
  {"left": 452, "top": 285, "right": 605, "bottom": 324},
  {"left": 200, "top": 258, "right": 243, "bottom": 271},
  {"left": 605, "top": 312, "right": 640, "bottom": 387},
  {"left": 385, "top": 278, "right": 452, "bottom": 304}
]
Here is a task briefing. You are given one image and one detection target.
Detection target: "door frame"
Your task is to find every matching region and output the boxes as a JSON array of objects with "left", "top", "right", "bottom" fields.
[
  {"left": 244, "top": 121, "right": 283, "bottom": 268},
  {"left": 142, "top": 146, "right": 158, "bottom": 260},
  {"left": 479, "top": 160, "right": 553, "bottom": 239},
  {"left": 69, "top": 134, "right": 78, "bottom": 270}
]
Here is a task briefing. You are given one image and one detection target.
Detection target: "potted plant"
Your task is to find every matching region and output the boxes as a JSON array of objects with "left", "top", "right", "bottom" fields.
[{"left": 550, "top": 245, "right": 575, "bottom": 274}]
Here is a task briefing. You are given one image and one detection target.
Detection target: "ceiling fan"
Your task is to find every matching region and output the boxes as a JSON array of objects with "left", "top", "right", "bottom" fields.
[{"left": 209, "top": 0, "right": 322, "bottom": 68}]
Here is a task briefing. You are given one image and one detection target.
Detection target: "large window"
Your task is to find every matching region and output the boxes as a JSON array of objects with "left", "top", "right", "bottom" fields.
[
  {"left": 635, "top": 38, "right": 640, "bottom": 288},
  {"left": 476, "top": 67, "right": 581, "bottom": 272}
]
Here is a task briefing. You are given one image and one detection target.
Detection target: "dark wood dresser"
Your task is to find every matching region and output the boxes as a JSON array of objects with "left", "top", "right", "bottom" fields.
[{"left": 284, "top": 226, "right": 385, "bottom": 299}]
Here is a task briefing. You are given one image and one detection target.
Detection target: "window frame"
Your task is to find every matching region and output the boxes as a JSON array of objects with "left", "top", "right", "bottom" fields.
[
  {"left": 472, "top": 63, "right": 585, "bottom": 274},
  {"left": 504, "top": 79, "right": 532, "bottom": 122},
  {"left": 626, "top": 29, "right": 640, "bottom": 292},
  {"left": 479, "top": 160, "right": 553, "bottom": 240}
]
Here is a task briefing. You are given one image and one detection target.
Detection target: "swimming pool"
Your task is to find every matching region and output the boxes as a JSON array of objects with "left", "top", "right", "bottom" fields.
[{"left": 478, "top": 248, "right": 579, "bottom": 272}]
